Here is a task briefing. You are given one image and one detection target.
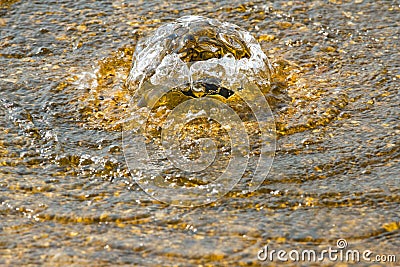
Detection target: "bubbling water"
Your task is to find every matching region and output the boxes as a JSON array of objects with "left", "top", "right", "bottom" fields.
[
  {"left": 123, "top": 16, "right": 276, "bottom": 206},
  {"left": 126, "top": 15, "right": 273, "bottom": 99}
]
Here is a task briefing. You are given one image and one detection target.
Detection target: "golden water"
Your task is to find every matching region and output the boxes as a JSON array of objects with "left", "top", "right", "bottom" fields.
[{"left": 0, "top": 1, "right": 399, "bottom": 266}]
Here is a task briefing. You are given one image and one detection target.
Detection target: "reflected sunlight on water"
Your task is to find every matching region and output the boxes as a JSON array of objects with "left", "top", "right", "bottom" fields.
[{"left": 0, "top": 0, "right": 399, "bottom": 266}]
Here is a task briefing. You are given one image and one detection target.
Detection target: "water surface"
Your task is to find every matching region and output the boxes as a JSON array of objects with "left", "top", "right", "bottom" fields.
[{"left": 0, "top": 0, "right": 399, "bottom": 266}]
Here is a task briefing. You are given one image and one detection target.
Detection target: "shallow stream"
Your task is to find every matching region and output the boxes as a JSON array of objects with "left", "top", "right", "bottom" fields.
[{"left": 0, "top": 1, "right": 399, "bottom": 266}]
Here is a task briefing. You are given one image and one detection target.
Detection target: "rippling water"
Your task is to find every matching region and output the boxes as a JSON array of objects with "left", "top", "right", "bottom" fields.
[{"left": 1, "top": 1, "right": 399, "bottom": 266}]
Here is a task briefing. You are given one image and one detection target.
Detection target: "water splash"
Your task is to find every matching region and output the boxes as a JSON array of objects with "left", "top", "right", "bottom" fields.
[
  {"left": 123, "top": 16, "right": 276, "bottom": 206},
  {"left": 126, "top": 15, "right": 273, "bottom": 99}
]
